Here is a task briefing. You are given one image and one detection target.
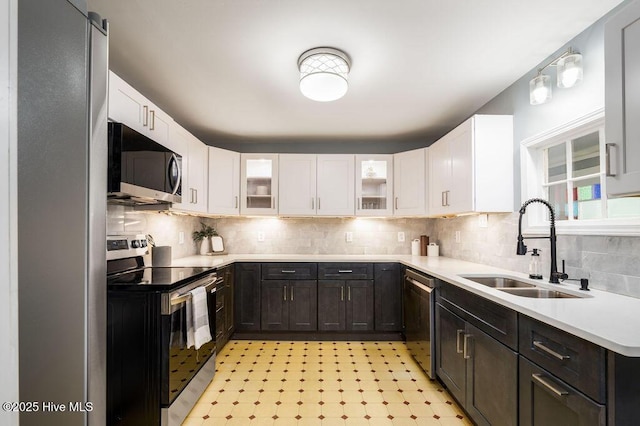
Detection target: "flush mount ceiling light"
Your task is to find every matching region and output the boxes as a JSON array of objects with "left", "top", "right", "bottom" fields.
[
  {"left": 298, "top": 47, "right": 350, "bottom": 102},
  {"left": 529, "top": 48, "right": 583, "bottom": 106}
]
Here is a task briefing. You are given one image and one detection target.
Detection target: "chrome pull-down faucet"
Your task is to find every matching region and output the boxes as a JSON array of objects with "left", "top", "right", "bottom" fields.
[{"left": 517, "top": 198, "right": 568, "bottom": 284}]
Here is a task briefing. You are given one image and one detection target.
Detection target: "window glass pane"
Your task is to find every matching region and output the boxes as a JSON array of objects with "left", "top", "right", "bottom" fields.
[
  {"left": 546, "top": 144, "right": 567, "bottom": 183},
  {"left": 547, "top": 184, "right": 569, "bottom": 221},
  {"left": 573, "top": 177, "right": 603, "bottom": 220},
  {"left": 572, "top": 132, "right": 600, "bottom": 178},
  {"left": 608, "top": 197, "right": 640, "bottom": 218}
]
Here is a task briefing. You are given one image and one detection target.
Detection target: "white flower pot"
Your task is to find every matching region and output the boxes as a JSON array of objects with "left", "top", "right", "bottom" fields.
[{"left": 199, "top": 239, "right": 211, "bottom": 255}]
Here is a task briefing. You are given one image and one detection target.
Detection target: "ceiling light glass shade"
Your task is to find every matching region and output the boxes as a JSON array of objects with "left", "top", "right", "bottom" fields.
[
  {"left": 557, "top": 53, "right": 583, "bottom": 88},
  {"left": 298, "top": 48, "right": 350, "bottom": 102},
  {"left": 530, "top": 74, "right": 552, "bottom": 105}
]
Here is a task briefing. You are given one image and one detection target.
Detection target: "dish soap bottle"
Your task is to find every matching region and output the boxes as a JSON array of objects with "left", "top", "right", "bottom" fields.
[{"left": 529, "top": 248, "right": 543, "bottom": 279}]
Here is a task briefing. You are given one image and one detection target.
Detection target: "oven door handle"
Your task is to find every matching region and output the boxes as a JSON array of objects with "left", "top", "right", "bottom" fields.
[{"left": 170, "top": 276, "right": 222, "bottom": 306}]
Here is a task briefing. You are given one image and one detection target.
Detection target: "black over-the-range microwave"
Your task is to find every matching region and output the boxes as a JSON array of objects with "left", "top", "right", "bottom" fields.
[{"left": 107, "top": 122, "right": 182, "bottom": 205}]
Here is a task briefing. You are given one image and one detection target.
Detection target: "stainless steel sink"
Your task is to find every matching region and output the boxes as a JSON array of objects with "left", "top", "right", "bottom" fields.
[
  {"left": 497, "top": 288, "right": 581, "bottom": 299},
  {"left": 460, "top": 275, "right": 536, "bottom": 288}
]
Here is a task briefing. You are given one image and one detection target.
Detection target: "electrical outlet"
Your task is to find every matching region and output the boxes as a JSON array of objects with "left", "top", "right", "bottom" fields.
[
  {"left": 345, "top": 232, "right": 353, "bottom": 243},
  {"left": 178, "top": 231, "right": 184, "bottom": 245},
  {"left": 478, "top": 214, "right": 488, "bottom": 228},
  {"left": 397, "top": 232, "right": 405, "bottom": 242},
  {"left": 257, "top": 231, "right": 265, "bottom": 242},
  {"left": 455, "top": 230, "right": 461, "bottom": 243}
]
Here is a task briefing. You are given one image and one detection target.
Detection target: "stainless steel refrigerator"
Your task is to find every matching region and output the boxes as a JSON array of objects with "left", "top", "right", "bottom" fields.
[{"left": 18, "top": 0, "right": 108, "bottom": 424}]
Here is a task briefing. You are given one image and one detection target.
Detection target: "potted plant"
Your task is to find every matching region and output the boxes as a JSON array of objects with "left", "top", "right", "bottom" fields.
[{"left": 192, "top": 222, "right": 216, "bottom": 255}]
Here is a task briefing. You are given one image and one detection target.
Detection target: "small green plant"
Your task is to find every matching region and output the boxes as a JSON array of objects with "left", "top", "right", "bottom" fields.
[{"left": 192, "top": 222, "right": 217, "bottom": 242}]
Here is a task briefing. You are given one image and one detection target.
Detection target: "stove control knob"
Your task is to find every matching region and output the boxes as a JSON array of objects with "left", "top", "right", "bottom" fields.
[
  {"left": 140, "top": 240, "right": 148, "bottom": 248},
  {"left": 131, "top": 240, "right": 140, "bottom": 248}
]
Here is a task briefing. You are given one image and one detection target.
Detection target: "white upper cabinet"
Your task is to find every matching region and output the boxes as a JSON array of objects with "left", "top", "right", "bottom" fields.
[
  {"left": 171, "top": 124, "right": 208, "bottom": 213},
  {"left": 316, "top": 155, "right": 355, "bottom": 216},
  {"left": 393, "top": 148, "right": 427, "bottom": 216},
  {"left": 355, "top": 155, "right": 394, "bottom": 216},
  {"left": 279, "top": 154, "right": 317, "bottom": 216},
  {"left": 108, "top": 71, "right": 173, "bottom": 148},
  {"left": 241, "top": 154, "right": 279, "bottom": 215},
  {"left": 429, "top": 115, "right": 513, "bottom": 216},
  {"left": 279, "top": 154, "right": 354, "bottom": 216},
  {"left": 605, "top": 0, "right": 640, "bottom": 197},
  {"left": 208, "top": 147, "right": 240, "bottom": 216}
]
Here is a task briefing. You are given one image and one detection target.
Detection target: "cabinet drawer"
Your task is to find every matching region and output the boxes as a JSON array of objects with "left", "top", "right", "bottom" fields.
[
  {"left": 519, "top": 315, "right": 606, "bottom": 403},
  {"left": 519, "top": 356, "right": 605, "bottom": 426},
  {"left": 437, "top": 281, "right": 517, "bottom": 349},
  {"left": 318, "top": 263, "right": 373, "bottom": 280},
  {"left": 261, "top": 263, "right": 317, "bottom": 280}
]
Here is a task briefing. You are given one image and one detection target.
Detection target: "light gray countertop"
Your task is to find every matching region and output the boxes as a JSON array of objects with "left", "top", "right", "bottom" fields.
[{"left": 172, "top": 254, "right": 640, "bottom": 357}]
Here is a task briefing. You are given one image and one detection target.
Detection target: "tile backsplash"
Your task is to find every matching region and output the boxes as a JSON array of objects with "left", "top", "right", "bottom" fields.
[
  {"left": 109, "top": 205, "right": 640, "bottom": 298},
  {"left": 211, "top": 217, "right": 431, "bottom": 255},
  {"left": 430, "top": 213, "right": 640, "bottom": 299}
]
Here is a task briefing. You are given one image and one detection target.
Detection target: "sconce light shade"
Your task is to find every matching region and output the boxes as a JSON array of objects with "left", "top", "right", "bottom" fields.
[
  {"left": 557, "top": 53, "right": 583, "bottom": 88},
  {"left": 298, "top": 48, "right": 350, "bottom": 102},
  {"left": 529, "top": 74, "right": 552, "bottom": 105}
]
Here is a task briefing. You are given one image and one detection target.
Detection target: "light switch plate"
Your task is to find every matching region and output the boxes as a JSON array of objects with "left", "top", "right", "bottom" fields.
[
  {"left": 478, "top": 214, "right": 488, "bottom": 228},
  {"left": 178, "top": 231, "right": 184, "bottom": 245},
  {"left": 397, "top": 232, "right": 405, "bottom": 242},
  {"left": 257, "top": 231, "right": 265, "bottom": 242},
  {"left": 345, "top": 232, "right": 353, "bottom": 243}
]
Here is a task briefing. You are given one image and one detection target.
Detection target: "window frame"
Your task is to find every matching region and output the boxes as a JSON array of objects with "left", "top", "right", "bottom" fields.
[{"left": 520, "top": 107, "right": 640, "bottom": 236}]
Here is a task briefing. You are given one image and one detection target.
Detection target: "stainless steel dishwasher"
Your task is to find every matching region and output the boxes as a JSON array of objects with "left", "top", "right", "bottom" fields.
[{"left": 403, "top": 268, "right": 436, "bottom": 378}]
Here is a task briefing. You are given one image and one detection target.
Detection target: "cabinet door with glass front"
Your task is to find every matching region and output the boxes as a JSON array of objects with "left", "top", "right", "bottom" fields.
[
  {"left": 355, "top": 155, "right": 393, "bottom": 216},
  {"left": 240, "top": 154, "right": 279, "bottom": 215}
]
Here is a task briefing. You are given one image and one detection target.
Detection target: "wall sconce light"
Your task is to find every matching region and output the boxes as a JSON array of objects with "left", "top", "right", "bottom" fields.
[
  {"left": 298, "top": 47, "right": 350, "bottom": 102},
  {"left": 529, "top": 48, "right": 583, "bottom": 105}
]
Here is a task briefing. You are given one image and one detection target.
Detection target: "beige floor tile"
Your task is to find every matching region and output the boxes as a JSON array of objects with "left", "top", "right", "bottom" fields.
[{"left": 183, "top": 341, "right": 466, "bottom": 426}]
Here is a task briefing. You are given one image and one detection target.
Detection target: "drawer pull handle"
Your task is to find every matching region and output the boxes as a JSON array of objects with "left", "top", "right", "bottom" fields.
[
  {"left": 281, "top": 270, "right": 296, "bottom": 274},
  {"left": 456, "top": 330, "right": 465, "bottom": 354},
  {"left": 463, "top": 334, "right": 472, "bottom": 360},
  {"left": 338, "top": 270, "right": 353, "bottom": 273},
  {"left": 532, "top": 374, "right": 569, "bottom": 397},
  {"left": 533, "top": 341, "right": 570, "bottom": 361}
]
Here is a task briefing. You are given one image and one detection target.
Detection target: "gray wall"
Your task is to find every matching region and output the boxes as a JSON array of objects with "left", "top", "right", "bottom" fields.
[{"left": 1, "top": 0, "right": 19, "bottom": 423}]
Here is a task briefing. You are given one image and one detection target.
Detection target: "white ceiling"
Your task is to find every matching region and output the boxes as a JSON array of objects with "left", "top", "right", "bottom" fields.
[{"left": 88, "top": 0, "right": 623, "bottom": 145}]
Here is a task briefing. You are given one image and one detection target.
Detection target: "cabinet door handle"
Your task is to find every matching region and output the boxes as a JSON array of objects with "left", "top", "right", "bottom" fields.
[
  {"left": 533, "top": 340, "right": 570, "bottom": 361},
  {"left": 456, "top": 330, "right": 465, "bottom": 354},
  {"left": 291, "top": 287, "right": 294, "bottom": 301},
  {"left": 395, "top": 197, "right": 398, "bottom": 210},
  {"left": 341, "top": 286, "right": 344, "bottom": 301},
  {"left": 446, "top": 190, "right": 450, "bottom": 206},
  {"left": 143, "top": 105, "right": 148, "bottom": 127},
  {"left": 348, "top": 286, "right": 351, "bottom": 301},
  {"left": 318, "top": 198, "right": 321, "bottom": 210},
  {"left": 235, "top": 196, "right": 238, "bottom": 209},
  {"left": 150, "top": 109, "right": 155, "bottom": 131},
  {"left": 312, "top": 197, "right": 315, "bottom": 210},
  {"left": 532, "top": 374, "right": 569, "bottom": 397},
  {"left": 606, "top": 143, "right": 617, "bottom": 177},
  {"left": 283, "top": 285, "right": 287, "bottom": 301},
  {"left": 194, "top": 188, "right": 197, "bottom": 204},
  {"left": 357, "top": 198, "right": 360, "bottom": 210},
  {"left": 463, "top": 334, "right": 472, "bottom": 359}
]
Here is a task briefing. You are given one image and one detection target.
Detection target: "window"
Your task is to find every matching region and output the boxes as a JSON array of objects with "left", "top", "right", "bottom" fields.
[{"left": 520, "top": 109, "right": 640, "bottom": 236}]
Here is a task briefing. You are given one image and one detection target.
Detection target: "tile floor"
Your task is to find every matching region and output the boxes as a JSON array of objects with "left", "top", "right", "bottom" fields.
[{"left": 183, "top": 340, "right": 472, "bottom": 425}]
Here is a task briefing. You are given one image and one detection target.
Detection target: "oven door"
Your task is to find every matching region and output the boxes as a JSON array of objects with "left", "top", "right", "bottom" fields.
[{"left": 160, "top": 275, "right": 220, "bottom": 408}]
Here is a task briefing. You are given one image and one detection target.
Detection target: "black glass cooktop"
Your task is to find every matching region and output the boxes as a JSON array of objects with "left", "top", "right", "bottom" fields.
[{"left": 107, "top": 266, "right": 210, "bottom": 289}]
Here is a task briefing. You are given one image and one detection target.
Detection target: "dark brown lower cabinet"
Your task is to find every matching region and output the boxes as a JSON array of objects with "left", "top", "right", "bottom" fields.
[
  {"left": 261, "top": 280, "right": 317, "bottom": 331},
  {"left": 519, "top": 356, "right": 606, "bottom": 426},
  {"left": 435, "top": 302, "right": 517, "bottom": 426},
  {"left": 374, "top": 263, "right": 402, "bottom": 331},
  {"left": 234, "top": 263, "right": 261, "bottom": 331},
  {"left": 318, "top": 280, "right": 374, "bottom": 331}
]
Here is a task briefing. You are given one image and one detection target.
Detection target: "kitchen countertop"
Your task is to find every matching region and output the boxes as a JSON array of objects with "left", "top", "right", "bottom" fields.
[{"left": 172, "top": 253, "right": 640, "bottom": 357}]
